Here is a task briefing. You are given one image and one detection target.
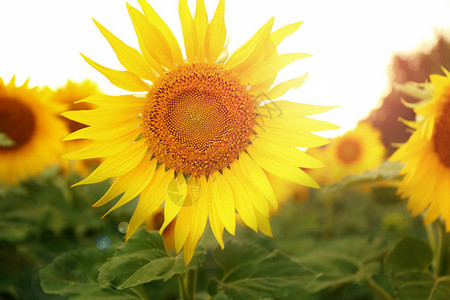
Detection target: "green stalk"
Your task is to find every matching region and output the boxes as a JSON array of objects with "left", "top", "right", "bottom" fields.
[
  {"left": 186, "top": 269, "right": 197, "bottom": 300},
  {"left": 178, "top": 275, "right": 190, "bottom": 300},
  {"left": 367, "top": 278, "right": 394, "bottom": 300},
  {"left": 130, "top": 285, "right": 149, "bottom": 300},
  {"left": 436, "top": 220, "right": 450, "bottom": 276}
]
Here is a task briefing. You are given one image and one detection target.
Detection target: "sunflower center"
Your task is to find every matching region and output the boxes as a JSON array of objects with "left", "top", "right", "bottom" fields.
[
  {"left": 142, "top": 63, "right": 256, "bottom": 176},
  {"left": 336, "top": 138, "right": 362, "bottom": 164},
  {"left": 433, "top": 100, "right": 450, "bottom": 167},
  {"left": 0, "top": 97, "right": 36, "bottom": 151}
]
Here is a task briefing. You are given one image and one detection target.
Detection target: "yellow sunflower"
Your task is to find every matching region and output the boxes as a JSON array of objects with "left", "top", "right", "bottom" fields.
[
  {"left": 326, "top": 122, "right": 386, "bottom": 183},
  {"left": 52, "top": 79, "right": 102, "bottom": 175},
  {"left": 390, "top": 71, "right": 450, "bottom": 230},
  {"left": 63, "top": 0, "right": 337, "bottom": 264},
  {"left": 0, "top": 77, "right": 67, "bottom": 185}
]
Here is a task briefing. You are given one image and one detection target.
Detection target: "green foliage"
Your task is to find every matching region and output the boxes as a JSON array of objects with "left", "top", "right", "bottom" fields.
[
  {"left": 1, "top": 162, "right": 449, "bottom": 300},
  {"left": 98, "top": 229, "right": 206, "bottom": 289},
  {"left": 207, "top": 241, "right": 318, "bottom": 300},
  {"left": 296, "top": 237, "right": 387, "bottom": 292},
  {"left": 385, "top": 237, "right": 450, "bottom": 300}
]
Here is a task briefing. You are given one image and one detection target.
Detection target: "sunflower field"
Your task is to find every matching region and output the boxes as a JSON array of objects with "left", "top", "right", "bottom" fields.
[{"left": 1, "top": 0, "right": 450, "bottom": 299}]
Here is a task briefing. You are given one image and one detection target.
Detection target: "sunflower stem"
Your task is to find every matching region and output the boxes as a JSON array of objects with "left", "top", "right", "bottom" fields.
[
  {"left": 367, "top": 278, "right": 394, "bottom": 300},
  {"left": 178, "top": 275, "right": 190, "bottom": 300},
  {"left": 130, "top": 285, "right": 149, "bottom": 300},
  {"left": 436, "top": 220, "right": 450, "bottom": 276},
  {"left": 186, "top": 268, "right": 197, "bottom": 300},
  {"left": 322, "top": 190, "right": 335, "bottom": 238}
]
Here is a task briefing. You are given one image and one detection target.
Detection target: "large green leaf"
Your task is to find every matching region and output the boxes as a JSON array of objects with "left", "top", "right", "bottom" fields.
[
  {"left": 98, "top": 229, "right": 206, "bottom": 289},
  {"left": 385, "top": 237, "right": 450, "bottom": 300},
  {"left": 207, "top": 241, "right": 318, "bottom": 300},
  {"left": 295, "top": 237, "right": 387, "bottom": 292},
  {"left": 327, "top": 161, "right": 404, "bottom": 193},
  {"left": 39, "top": 248, "right": 112, "bottom": 296}
]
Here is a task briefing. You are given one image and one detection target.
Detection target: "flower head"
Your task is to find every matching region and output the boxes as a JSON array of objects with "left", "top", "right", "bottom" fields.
[
  {"left": 391, "top": 71, "right": 450, "bottom": 230},
  {"left": 64, "top": 0, "right": 337, "bottom": 264},
  {"left": 0, "top": 77, "right": 67, "bottom": 185},
  {"left": 327, "top": 123, "right": 386, "bottom": 183},
  {"left": 53, "top": 79, "right": 102, "bottom": 175}
]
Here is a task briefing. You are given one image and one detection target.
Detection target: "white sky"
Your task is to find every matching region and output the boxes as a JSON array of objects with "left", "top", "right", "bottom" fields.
[{"left": 1, "top": 0, "right": 450, "bottom": 136}]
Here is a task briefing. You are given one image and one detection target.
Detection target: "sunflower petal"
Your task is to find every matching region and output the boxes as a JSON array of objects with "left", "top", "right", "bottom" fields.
[
  {"left": 77, "top": 94, "right": 145, "bottom": 110},
  {"left": 80, "top": 54, "right": 149, "bottom": 92},
  {"left": 137, "top": 0, "right": 184, "bottom": 65},
  {"left": 211, "top": 172, "right": 236, "bottom": 235},
  {"left": 179, "top": 0, "right": 198, "bottom": 62},
  {"left": 205, "top": 0, "right": 226, "bottom": 63},
  {"left": 194, "top": 0, "right": 209, "bottom": 61},
  {"left": 63, "top": 120, "right": 140, "bottom": 141},
  {"left": 266, "top": 73, "right": 308, "bottom": 100},
  {"left": 270, "top": 22, "right": 302, "bottom": 46},
  {"left": 102, "top": 157, "right": 158, "bottom": 217},
  {"left": 160, "top": 173, "right": 187, "bottom": 233},
  {"left": 127, "top": 3, "right": 174, "bottom": 69},
  {"left": 72, "top": 139, "right": 148, "bottom": 187},
  {"left": 247, "top": 144, "right": 319, "bottom": 188},
  {"left": 126, "top": 166, "right": 174, "bottom": 240},
  {"left": 93, "top": 19, "right": 157, "bottom": 82}
]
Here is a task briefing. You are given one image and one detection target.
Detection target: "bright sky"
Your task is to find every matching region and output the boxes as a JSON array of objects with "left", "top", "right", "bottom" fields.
[{"left": 1, "top": 0, "right": 449, "bottom": 136}]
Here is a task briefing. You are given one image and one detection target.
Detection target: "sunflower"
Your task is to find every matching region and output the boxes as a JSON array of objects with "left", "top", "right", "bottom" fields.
[
  {"left": 0, "top": 77, "right": 67, "bottom": 185},
  {"left": 390, "top": 71, "right": 450, "bottom": 230},
  {"left": 326, "top": 122, "right": 386, "bottom": 183},
  {"left": 63, "top": 0, "right": 337, "bottom": 264},
  {"left": 53, "top": 79, "right": 102, "bottom": 175}
]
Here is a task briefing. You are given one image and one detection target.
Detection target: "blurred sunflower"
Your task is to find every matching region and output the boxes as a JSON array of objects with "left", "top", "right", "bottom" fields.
[
  {"left": 327, "top": 123, "right": 386, "bottom": 183},
  {"left": 0, "top": 77, "right": 67, "bottom": 185},
  {"left": 53, "top": 79, "right": 102, "bottom": 175},
  {"left": 390, "top": 71, "right": 450, "bottom": 230},
  {"left": 63, "top": 0, "right": 337, "bottom": 264}
]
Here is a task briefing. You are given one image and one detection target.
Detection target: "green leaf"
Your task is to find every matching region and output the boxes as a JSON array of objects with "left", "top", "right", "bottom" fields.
[
  {"left": 98, "top": 229, "right": 206, "bottom": 289},
  {"left": 385, "top": 237, "right": 433, "bottom": 273},
  {"left": 39, "top": 248, "right": 112, "bottom": 296},
  {"left": 295, "top": 237, "right": 387, "bottom": 292},
  {"left": 385, "top": 237, "right": 450, "bottom": 300},
  {"left": 70, "top": 287, "right": 140, "bottom": 300},
  {"left": 208, "top": 241, "right": 318, "bottom": 300},
  {"left": 326, "top": 161, "right": 404, "bottom": 193}
]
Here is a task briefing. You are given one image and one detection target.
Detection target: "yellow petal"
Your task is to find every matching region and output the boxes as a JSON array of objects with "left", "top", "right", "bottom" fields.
[
  {"left": 77, "top": 94, "right": 144, "bottom": 110},
  {"left": 259, "top": 114, "right": 339, "bottom": 132},
  {"left": 127, "top": 3, "right": 174, "bottom": 69},
  {"left": 262, "top": 100, "right": 338, "bottom": 117},
  {"left": 223, "top": 168, "right": 258, "bottom": 230},
  {"left": 160, "top": 173, "right": 187, "bottom": 233},
  {"left": 64, "top": 129, "right": 140, "bottom": 160},
  {"left": 93, "top": 19, "right": 157, "bottom": 82},
  {"left": 254, "top": 124, "right": 330, "bottom": 148},
  {"left": 137, "top": 0, "right": 184, "bottom": 65},
  {"left": 126, "top": 166, "right": 174, "bottom": 240},
  {"left": 206, "top": 177, "right": 225, "bottom": 248},
  {"left": 63, "top": 119, "right": 140, "bottom": 141},
  {"left": 72, "top": 139, "right": 148, "bottom": 187},
  {"left": 205, "top": 0, "right": 226, "bottom": 63},
  {"left": 243, "top": 53, "right": 311, "bottom": 86},
  {"left": 80, "top": 54, "right": 149, "bottom": 92},
  {"left": 252, "top": 137, "right": 324, "bottom": 169},
  {"left": 194, "top": 0, "right": 209, "bottom": 61},
  {"left": 270, "top": 22, "right": 302, "bottom": 46},
  {"left": 266, "top": 73, "right": 308, "bottom": 100},
  {"left": 183, "top": 187, "right": 208, "bottom": 265},
  {"left": 211, "top": 172, "right": 236, "bottom": 235},
  {"left": 255, "top": 209, "right": 273, "bottom": 237},
  {"left": 102, "top": 157, "right": 158, "bottom": 217},
  {"left": 234, "top": 152, "right": 277, "bottom": 210},
  {"left": 179, "top": 0, "right": 198, "bottom": 62},
  {"left": 247, "top": 144, "right": 319, "bottom": 188},
  {"left": 62, "top": 107, "right": 140, "bottom": 127},
  {"left": 225, "top": 18, "right": 274, "bottom": 72}
]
